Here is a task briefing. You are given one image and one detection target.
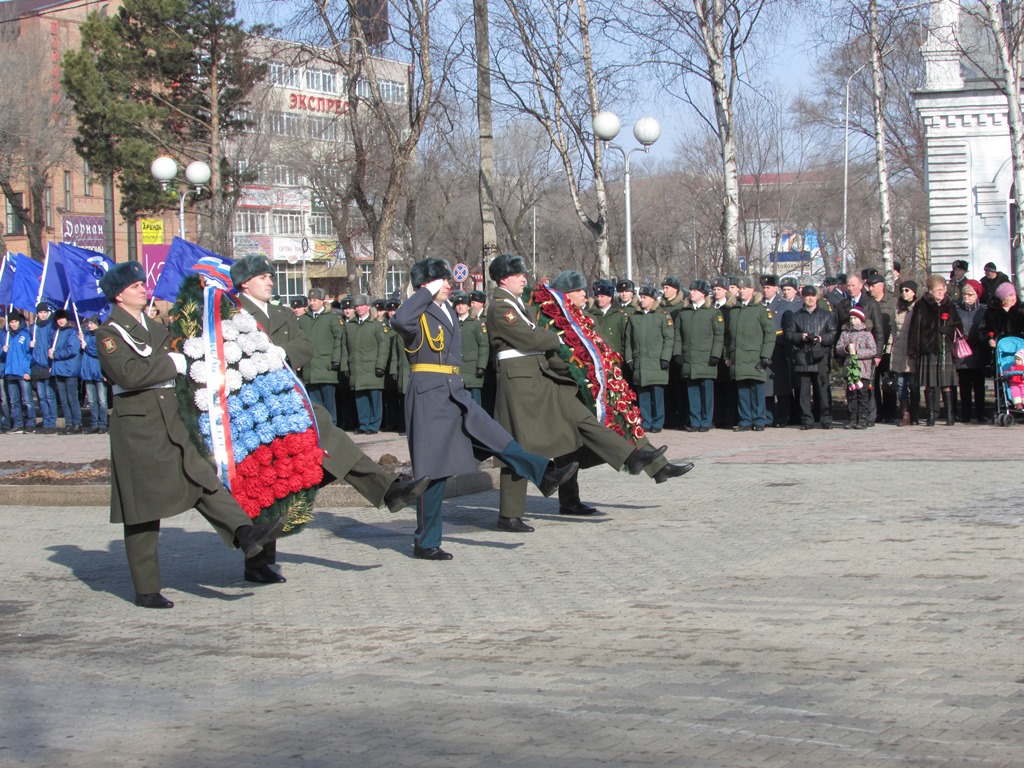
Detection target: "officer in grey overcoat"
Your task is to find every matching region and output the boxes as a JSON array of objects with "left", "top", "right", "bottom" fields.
[{"left": 392, "top": 257, "right": 577, "bottom": 560}]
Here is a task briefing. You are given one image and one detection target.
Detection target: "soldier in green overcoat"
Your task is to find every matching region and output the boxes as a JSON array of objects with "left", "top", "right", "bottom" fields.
[
  {"left": 673, "top": 280, "right": 724, "bottom": 431},
  {"left": 96, "top": 261, "right": 287, "bottom": 608},
  {"left": 452, "top": 290, "right": 489, "bottom": 404},
  {"left": 624, "top": 285, "right": 675, "bottom": 432},
  {"left": 382, "top": 297, "right": 408, "bottom": 433},
  {"left": 297, "top": 287, "right": 345, "bottom": 426},
  {"left": 725, "top": 276, "right": 776, "bottom": 431},
  {"left": 587, "top": 281, "right": 628, "bottom": 357},
  {"left": 345, "top": 294, "right": 389, "bottom": 433}
]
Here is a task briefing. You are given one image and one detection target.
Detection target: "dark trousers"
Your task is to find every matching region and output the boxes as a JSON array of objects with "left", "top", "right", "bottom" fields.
[
  {"left": 355, "top": 389, "right": 382, "bottom": 432},
  {"left": 686, "top": 378, "right": 714, "bottom": 429},
  {"left": 713, "top": 368, "right": 736, "bottom": 428},
  {"left": 873, "top": 354, "right": 896, "bottom": 423},
  {"left": 957, "top": 368, "right": 987, "bottom": 422},
  {"left": 307, "top": 383, "right": 337, "bottom": 426},
  {"left": 736, "top": 380, "right": 766, "bottom": 427},
  {"left": 664, "top": 368, "right": 686, "bottom": 428},
  {"left": 848, "top": 381, "right": 871, "bottom": 427},
  {"left": 796, "top": 368, "right": 831, "bottom": 426},
  {"left": 636, "top": 385, "right": 665, "bottom": 430},
  {"left": 124, "top": 486, "right": 251, "bottom": 594}
]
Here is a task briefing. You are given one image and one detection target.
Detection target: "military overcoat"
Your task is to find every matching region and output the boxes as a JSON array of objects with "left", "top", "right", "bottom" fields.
[
  {"left": 726, "top": 299, "right": 776, "bottom": 382},
  {"left": 345, "top": 318, "right": 388, "bottom": 390},
  {"left": 458, "top": 315, "right": 489, "bottom": 388},
  {"left": 392, "top": 286, "right": 514, "bottom": 479},
  {"left": 297, "top": 310, "right": 345, "bottom": 385},
  {"left": 625, "top": 309, "right": 674, "bottom": 387},
  {"left": 97, "top": 306, "right": 224, "bottom": 526},
  {"left": 674, "top": 301, "right": 725, "bottom": 380}
]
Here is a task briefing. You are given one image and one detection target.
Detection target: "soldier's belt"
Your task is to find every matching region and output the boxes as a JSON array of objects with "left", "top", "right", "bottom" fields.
[
  {"left": 496, "top": 350, "right": 543, "bottom": 361},
  {"left": 112, "top": 380, "right": 176, "bottom": 396},
  {"left": 411, "top": 364, "right": 460, "bottom": 374}
]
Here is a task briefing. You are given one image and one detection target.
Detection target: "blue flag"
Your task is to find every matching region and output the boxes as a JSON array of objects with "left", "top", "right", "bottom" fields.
[
  {"left": 60, "top": 242, "right": 115, "bottom": 319},
  {"left": 153, "top": 237, "right": 234, "bottom": 302},
  {"left": 11, "top": 253, "right": 44, "bottom": 313},
  {"left": 39, "top": 242, "right": 69, "bottom": 308},
  {"left": 0, "top": 253, "right": 17, "bottom": 306}
]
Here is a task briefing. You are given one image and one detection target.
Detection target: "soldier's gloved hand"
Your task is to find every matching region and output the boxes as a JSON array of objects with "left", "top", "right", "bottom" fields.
[
  {"left": 672, "top": 354, "right": 683, "bottom": 367},
  {"left": 424, "top": 279, "right": 445, "bottom": 295},
  {"left": 375, "top": 368, "right": 385, "bottom": 378},
  {"left": 329, "top": 361, "right": 340, "bottom": 371},
  {"left": 660, "top": 359, "right": 669, "bottom": 370},
  {"left": 476, "top": 368, "right": 485, "bottom": 378},
  {"left": 168, "top": 352, "right": 187, "bottom": 375},
  {"left": 709, "top": 356, "right": 720, "bottom": 366},
  {"left": 389, "top": 373, "right": 398, "bottom": 383},
  {"left": 760, "top": 357, "right": 771, "bottom": 368}
]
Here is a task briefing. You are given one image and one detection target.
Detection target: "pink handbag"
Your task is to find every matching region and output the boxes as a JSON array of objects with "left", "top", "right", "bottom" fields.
[{"left": 953, "top": 328, "right": 972, "bottom": 359}]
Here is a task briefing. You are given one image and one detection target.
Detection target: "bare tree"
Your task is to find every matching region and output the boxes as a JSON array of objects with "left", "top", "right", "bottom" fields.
[
  {"left": 286, "top": 0, "right": 458, "bottom": 296},
  {"left": 489, "top": 0, "right": 621, "bottom": 277},
  {"left": 0, "top": 25, "right": 70, "bottom": 261}
]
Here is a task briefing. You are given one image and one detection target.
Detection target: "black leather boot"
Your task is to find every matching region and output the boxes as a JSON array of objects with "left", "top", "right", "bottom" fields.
[
  {"left": 943, "top": 389, "right": 955, "bottom": 426},
  {"left": 925, "top": 388, "right": 936, "bottom": 427}
]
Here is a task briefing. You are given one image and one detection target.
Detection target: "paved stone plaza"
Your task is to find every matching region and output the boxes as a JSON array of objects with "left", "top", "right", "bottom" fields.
[{"left": 2, "top": 426, "right": 1023, "bottom": 767}]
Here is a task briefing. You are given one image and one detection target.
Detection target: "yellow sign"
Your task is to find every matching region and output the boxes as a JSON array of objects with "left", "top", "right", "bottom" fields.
[{"left": 140, "top": 219, "right": 164, "bottom": 245}]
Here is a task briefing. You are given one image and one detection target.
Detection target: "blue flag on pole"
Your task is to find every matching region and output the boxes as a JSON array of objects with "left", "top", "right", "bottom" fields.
[
  {"left": 38, "top": 242, "right": 69, "bottom": 308},
  {"left": 0, "top": 253, "right": 17, "bottom": 306},
  {"left": 153, "top": 237, "right": 235, "bottom": 302},
  {"left": 11, "top": 253, "right": 44, "bottom": 313},
  {"left": 60, "top": 242, "right": 115, "bottom": 319}
]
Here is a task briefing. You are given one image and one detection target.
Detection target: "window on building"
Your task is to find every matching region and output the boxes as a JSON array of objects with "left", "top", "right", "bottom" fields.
[
  {"left": 379, "top": 80, "right": 407, "bottom": 104},
  {"left": 268, "top": 111, "right": 304, "bottom": 138},
  {"left": 308, "top": 212, "right": 335, "bottom": 236},
  {"left": 6, "top": 192, "right": 25, "bottom": 236},
  {"left": 356, "top": 78, "right": 372, "bottom": 99},
  {"left": 271, "top": 165, "right": 302, "bottom": 186},
  {"left": 235, "top": 209, "right": 268, "bottom": 234},
  {"left": 63, "top": 171, "right": 72, "bottom": 211},
  {"left": 83, "top": 159, "right": 92, "bottom": 196},
  {"left": 274, "top": 262, "right": 305, "bottom": 300},
  {"left": 44, "top": 187, "right": 52, "bottom": 228},
  {"left": 272, "top": 210, "right": 304, "bottom": 235},
  {"left": 268, "top": 62, "right": 300, "bottom": 87},
  {"left": 305, "top": 68, "right": 337, "bottom": 94},
  {"left": 307, "top": 115, "right": 339, "bottom": 141},
  {"left": 359, "top": 263, "right": 406, "bottom": 295}
]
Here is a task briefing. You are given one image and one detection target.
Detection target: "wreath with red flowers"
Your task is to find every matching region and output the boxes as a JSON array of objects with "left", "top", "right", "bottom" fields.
[{"left": 530, "top": 285, "right": 645, "bottom": 442}]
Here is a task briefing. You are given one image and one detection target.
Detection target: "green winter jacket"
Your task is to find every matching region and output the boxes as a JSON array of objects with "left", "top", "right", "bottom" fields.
[
  {"left": 674, "top": 300, "right": 725, "bottom": 380},
  {"left": 345, "top": 317, "right": 388, "bottom": 390},
  {"left": 625, "top": 309, "right": 674, "bottom": 387}
]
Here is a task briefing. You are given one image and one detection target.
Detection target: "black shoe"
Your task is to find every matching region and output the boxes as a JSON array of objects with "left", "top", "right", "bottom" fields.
[
  {"left": 733, "top": 425, "right": 752, "bottom": 432},
  {"left": 559, "top": 500, "right": 599, "bottom": 516},
  {"left": 624, "top": 444, "right": 667, "bottom": 475},
  {"left": 413, "top": 545, "right": 453, "bottom": 560},
  {"left": 752, "top": 425, "right": 765, "bottom": 432},
  {"left": 698, "top": 426, "right": 710, "bottom": 433},
  {"left": 822, "top": 423, "right": 833, "bottom": 430},
  {"left": 235, "top": 515, "right": 289, "bottom": 558},
  {"left": 69, "top": 424, "right": 82, "bottom": 434},
  {"left": 43, "top": 427, "right": 58, "bottom": 435},
  {"left": 800, "top": 424, "right": 813, "bottom": 430},
  {"left": 648, "top": 428, "right": 662, "bottom": 433},
  {"left": 538, "top": 461, "right": 579, "bottom": 497},
  {"left": 134, "top": 592, "right": 174, "bottom": 609},
  {"left": 497, "top": 515, "right": 535, "bottom": 532},
  {"left": 244, "top": 564, "right": 287, "bottom": 584},
  {"left": 653, "top": 461, "right": 695, "bottom": 484},
  {"left": 384, "top": 475, "right": 432, "bottom": 513},
  {"left": 685, "top": 426, "right": 697, "bottom": 433}
]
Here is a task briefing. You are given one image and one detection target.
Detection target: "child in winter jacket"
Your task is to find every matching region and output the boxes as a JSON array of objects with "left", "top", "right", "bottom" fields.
[
  {"left": 1006, "top": 349, "right": 1024, "bottom": 408},
  {"left": 2, "top": 312, "right": 36, "bottom": 431},
  {"left": 835, "top": 306, "right": 878, "bottom": 429}
]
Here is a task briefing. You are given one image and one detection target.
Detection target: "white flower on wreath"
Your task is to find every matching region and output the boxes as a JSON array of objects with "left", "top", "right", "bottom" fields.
[
  {"left": 194, "top": 388, "right": 210, "bottom": 412},
  {"left": 233, "top": 312, "right": 258, "bottom": 333},
  {"left": 182, "top": 337, "right": 206, "bottom": 360},
  {"left": 225, "top": 368, "right": 243, "bottom": 393},
  {"left": 222, "top": 340, "right": 243, "bottom": 364},
  {"left": 238, "top": 358, "right": 259, "bottom": 381},
  {"left": 190, "top": 363, "right": 208, "bottom": 385}
]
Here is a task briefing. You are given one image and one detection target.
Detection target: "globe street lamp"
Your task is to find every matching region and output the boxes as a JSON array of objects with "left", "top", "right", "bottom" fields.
[
  {"left": 150, "top": 156, "right": 212, "bottom": 240},
  {"left": 593, "top": 111, "right": 661, "bottom": 282}
]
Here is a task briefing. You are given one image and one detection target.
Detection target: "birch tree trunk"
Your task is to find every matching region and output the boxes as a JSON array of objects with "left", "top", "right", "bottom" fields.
[{"left": 869, "top": 0, "right": 894, "bottom": 279}]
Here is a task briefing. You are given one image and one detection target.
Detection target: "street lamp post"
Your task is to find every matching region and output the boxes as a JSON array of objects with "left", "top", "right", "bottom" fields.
[
  {"left": 150, "top": 156, "right": 212, "bottom": 240},
  {"left": 593, "top": 111, "right": 661, "bottom": 282},
  {"left": 841, "top": 64, "right": 866, "bottom": 276}
]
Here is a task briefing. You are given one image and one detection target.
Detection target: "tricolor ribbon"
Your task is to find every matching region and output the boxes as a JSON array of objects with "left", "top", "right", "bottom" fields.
[{"left": 545, "top": 287, "right": 610, "bottom": 424}]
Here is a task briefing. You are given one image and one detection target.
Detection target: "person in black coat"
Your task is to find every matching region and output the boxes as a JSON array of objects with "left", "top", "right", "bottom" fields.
[
  {"left": 979, "top": 262, "right": 1011, "bottom": 306},
  {"left": 979, "top": 282, "right": 1024, "bottom": 347},
  {"left": 783, "top": 286, "right": 838, "bottom": 429},
  {"left": 907, "top": 274, "right": 964, "bottom": 426}
]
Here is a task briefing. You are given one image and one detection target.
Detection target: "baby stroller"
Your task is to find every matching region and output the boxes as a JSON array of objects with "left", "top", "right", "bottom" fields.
[{"left": 993, "top": 335, "right": 1024, "bottom": 426}]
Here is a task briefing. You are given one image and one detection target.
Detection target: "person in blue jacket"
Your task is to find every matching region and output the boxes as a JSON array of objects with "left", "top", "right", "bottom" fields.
[
  {"left": 2, "top": 312, "right": 36, "bottom": 432},
  {"left": 50, "top": 309, "right": 84, "bottom": 434},
  {"left": 30, "top": 302, "right": 59, "bottom": 434},
  {"left": 79, "top": 315, "right": 108, "bottom": 433}
]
